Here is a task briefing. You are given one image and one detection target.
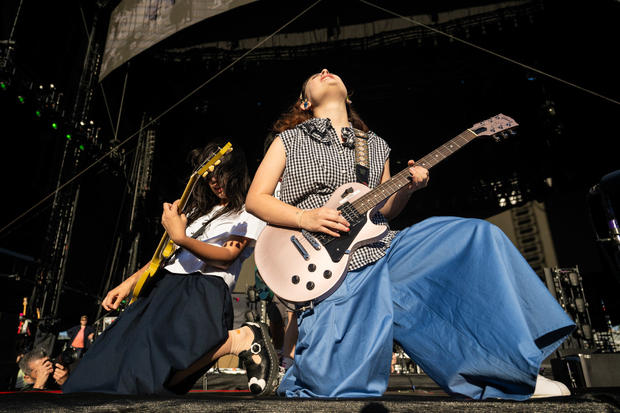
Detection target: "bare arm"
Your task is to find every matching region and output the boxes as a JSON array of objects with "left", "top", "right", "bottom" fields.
[
  {"left": 379, "top": 159, "right": 429, "bottom": 220},
  {"left": 245, "top": 137, "right": 349, "bottom": 237},
  {"left": 161, "top": 201, "right": 251, "bottom": 267}
]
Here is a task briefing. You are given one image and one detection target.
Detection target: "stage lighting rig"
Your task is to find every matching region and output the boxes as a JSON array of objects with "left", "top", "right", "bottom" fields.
[{"left": 0, "top": 40, "right": 16, "bottom": 91}]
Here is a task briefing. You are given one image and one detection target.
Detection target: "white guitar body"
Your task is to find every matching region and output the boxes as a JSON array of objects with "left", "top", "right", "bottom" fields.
[{"left": 255, "top": 182, "right": 388, "bottom": 304}]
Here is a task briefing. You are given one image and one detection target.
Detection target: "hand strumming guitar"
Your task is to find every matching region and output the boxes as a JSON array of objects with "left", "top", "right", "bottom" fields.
[{"left": 298, "top": 207, "right": 350, "bottom": 237}]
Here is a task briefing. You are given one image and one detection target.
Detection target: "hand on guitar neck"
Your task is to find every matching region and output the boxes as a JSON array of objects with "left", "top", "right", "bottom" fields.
[{"left": 161, "top": 199, "right": 188, "bottom": 244}]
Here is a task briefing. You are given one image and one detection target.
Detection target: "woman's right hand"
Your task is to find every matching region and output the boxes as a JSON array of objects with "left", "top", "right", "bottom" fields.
[
  {"left": 300, "top": 207, "right": 350, "bottom": 237},
  {"left": 102, "top": 281, "right": 133, "bottom": 311}
]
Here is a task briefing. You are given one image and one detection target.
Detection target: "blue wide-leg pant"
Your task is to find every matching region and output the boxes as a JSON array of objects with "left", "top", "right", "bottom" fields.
[{"left": 278, "top": 217, "right": 575, "bottom": 400}]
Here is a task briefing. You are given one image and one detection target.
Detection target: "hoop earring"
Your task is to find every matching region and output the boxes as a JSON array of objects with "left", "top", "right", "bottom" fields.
[{"left": 346, "top": 97, "right": 352, "bottom": 104}]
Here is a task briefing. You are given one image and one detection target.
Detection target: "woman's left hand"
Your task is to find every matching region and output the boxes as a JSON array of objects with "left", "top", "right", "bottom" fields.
[
  {"left": 161, "top": 199, "right": 188, "bottom": 244},
  {"left": 405, "top": 160, "right": 429, "bottom": 193}
]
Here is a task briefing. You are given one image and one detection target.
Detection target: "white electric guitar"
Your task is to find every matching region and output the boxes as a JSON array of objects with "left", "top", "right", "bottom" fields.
[{"left": 255, "top": 114, "right": 518, "bottom": 304}]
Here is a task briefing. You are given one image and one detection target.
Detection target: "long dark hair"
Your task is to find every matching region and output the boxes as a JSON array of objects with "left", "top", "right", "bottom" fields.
[
  {"left": 184, "top": 140, "right": 250, "bottom": 225},
  {"left": 272, "top": 74, "right": 369, "bottom": 133}
]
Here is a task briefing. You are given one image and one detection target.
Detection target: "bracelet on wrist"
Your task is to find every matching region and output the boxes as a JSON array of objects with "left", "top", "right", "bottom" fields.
[{"left": 297, "top": 210, "right": 305, "bottom": 228}]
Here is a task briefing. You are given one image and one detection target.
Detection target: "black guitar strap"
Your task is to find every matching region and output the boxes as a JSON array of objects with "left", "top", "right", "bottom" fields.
[
  {"left": 352, "top": 128, "right": 370, "bottom": 186},
  {"left": 166, "top": 218, "right": 210, "bottom": 263}
]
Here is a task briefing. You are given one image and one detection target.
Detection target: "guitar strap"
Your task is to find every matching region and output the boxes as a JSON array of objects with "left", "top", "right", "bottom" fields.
[
  {"left": 166, "top": 218, "right": 210, "bottom": 263},
  {"left": 352, "top": 128, "right": 370, "bottom": 186}
]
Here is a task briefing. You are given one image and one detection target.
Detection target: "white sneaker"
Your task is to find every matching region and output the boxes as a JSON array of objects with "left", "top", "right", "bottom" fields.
[{"left": 531, "top": 375, "right": 571, "bottom": 398}]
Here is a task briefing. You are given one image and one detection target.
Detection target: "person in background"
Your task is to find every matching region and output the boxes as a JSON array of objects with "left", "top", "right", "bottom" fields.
[
  {"left": 66, "top": 315, "right": 95, "bottom": 358},
  {"left": 18, "top": 348, "right": 69, "bottom": 390}
]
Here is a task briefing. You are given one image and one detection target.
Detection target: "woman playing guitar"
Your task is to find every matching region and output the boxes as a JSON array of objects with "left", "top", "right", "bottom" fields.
[
  {"left": 63, "top": 141, "right": 278, "bottom": 396},
  {"left": 246, "top": 69, "right": 574, "bottom": 400}
]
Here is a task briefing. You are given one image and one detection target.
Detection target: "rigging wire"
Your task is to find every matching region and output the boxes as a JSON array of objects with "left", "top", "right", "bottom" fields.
[
  {"left": 359, "top": 0, "right": 620, "bottom": 106},
  {"left": 0, "top": 0, "right": 325, "bottom": 237}
]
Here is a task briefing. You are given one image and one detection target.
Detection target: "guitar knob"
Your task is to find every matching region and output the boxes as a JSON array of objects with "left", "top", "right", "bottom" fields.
[
  {"left": 306, "top": 281, "right": 315, "bottom": 290},
  {"left": 291, "top": 275, "right": 300, "bottom": 284},
  {"left": 323, "top": 270, "right": 332, "bottom": 279},
  {"left": 308, "top": 264, "right": 316, "bottom": 272}
]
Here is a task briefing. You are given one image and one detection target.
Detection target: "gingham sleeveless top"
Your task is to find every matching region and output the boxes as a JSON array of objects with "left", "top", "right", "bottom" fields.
[{"left": 278, "top": 117, "right": 398, "bottom": 271}]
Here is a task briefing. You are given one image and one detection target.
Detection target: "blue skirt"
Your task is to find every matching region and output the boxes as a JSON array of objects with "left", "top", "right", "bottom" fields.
[
  {"left": 278, "top": 217, "right": 575, "bottom": 400},
  {"left": 63, "top": 271, "right": 233, "bottom": 395}
]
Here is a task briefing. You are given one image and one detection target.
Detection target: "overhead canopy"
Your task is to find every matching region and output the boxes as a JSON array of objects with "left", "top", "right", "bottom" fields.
[{"left": 99, "top": 0, "right": 256, "bottom": 80}]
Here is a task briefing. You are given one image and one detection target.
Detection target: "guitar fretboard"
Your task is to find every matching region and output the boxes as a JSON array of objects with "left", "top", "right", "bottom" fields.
[{"left": 351, "top": 129, "right": 478, "bottom": 215}]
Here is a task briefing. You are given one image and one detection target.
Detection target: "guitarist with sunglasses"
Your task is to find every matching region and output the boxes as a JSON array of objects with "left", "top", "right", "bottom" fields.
[{"left": 63, "top": 141, "right": 279, "bottom": 396}]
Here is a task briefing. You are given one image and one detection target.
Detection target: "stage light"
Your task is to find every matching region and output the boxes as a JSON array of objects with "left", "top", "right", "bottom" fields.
[
  {"left": 65, "top": 134, "right": 72, "bottom": 140},
  {"left": 0, "top": 81, "right": 7, "bottom": 91},
  {"left": 51, "top": 122, "right": 58, "bottom": 130},
  {"left": 79, "top": 144, "right": 85, "bottom": 151},
  {"left": 35, "top": 110, "right": 41, "bottom": 117},
  {"left": 17, "top": 95, "right": 25, "bottom": 104}
]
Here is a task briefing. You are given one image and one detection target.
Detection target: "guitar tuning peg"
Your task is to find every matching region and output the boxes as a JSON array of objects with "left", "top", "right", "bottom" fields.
[
  {"left": 208, "top": 165, "right": 215, "bottom": 171},
  {"left": 214, "top": 160, "right": 221, "bottom": 165}
]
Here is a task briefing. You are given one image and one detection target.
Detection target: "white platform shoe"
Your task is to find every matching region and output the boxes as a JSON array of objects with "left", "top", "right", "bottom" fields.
[{"left": 531, "top": 375, "right": 571, "bottom": 398}]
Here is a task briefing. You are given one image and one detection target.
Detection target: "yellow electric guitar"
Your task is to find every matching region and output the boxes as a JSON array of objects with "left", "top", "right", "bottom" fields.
[{"left": 130, "top": 142, "right": 233, "bottom": 303}]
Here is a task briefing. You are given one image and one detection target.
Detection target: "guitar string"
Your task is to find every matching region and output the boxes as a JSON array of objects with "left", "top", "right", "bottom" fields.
[
  {"left": 352, "top": 131, "right": 476, "bottom": 214},
  {"left": 359, "top": 0, "right": 620, "bottom": 106},
  {"left": 0, "top": 0, "right": 325, "bottom": 237}
]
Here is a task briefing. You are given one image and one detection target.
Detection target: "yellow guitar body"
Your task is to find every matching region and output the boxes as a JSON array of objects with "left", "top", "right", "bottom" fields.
[{"left": 129, "top": 142, "right": 232, "bottom": 304}]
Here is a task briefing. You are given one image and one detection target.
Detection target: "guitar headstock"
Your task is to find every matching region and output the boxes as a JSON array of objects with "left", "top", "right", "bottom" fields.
[
  {"left": 470, "top": 114, "right": 518, "bottom": 142},
  {"left": 194, "top": 142, "right": 233, "bottom": 178}
]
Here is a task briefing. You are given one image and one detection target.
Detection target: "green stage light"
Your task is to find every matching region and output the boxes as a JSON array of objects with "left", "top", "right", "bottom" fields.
[
  {"left": 65, "top": 134, "right": 72, "bottom": 140},
  {"left": 35, "top": 110, "right": 41, "bottom": 117},
  {"left": 0, "top": 81, "right": 7, "bottom": 90},
  {"left": 17, "top": 96, "right": 25, "bottom": 104},
  {"left": 51, "top": 122, "right": 58, "bottom": 130},
  {"left": 79, "top": 144, "right": 85, "bottom": 151}
]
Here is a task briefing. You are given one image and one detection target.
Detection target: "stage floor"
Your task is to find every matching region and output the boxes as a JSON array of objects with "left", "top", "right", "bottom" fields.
[
  {"left": 1, "top": 374, "right": 619, "bottom": 413},
  {"left": 1, "top": 390, "right": 619, "bottom": 413}
]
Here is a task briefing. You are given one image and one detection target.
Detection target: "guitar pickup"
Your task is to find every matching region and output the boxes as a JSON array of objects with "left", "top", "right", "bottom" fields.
[
  {"left": 290, "top": 235, "right": 309, "bottom": 260},
  {"left": 302, "top": 230, "right": 321, "bottom": 251}
]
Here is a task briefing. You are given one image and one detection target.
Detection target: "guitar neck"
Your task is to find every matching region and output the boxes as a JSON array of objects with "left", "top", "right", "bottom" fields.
[{"left": 352, "top": 129, "right": 478, "bottom": 214}]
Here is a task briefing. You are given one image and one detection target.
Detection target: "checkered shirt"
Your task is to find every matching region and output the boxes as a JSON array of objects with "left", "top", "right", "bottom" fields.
[{"left": 278, "top": 117, "right": 398, "bottom": 271}]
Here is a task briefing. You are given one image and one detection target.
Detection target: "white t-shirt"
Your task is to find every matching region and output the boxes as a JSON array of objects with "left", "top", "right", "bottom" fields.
[{"left": 164, "top": 205, "right": 265, "bottom": 289}]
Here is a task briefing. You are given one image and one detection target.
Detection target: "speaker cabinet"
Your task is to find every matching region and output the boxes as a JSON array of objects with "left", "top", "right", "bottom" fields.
[{"left": 551, "top": 353, "right": 620, "bottom": 388}]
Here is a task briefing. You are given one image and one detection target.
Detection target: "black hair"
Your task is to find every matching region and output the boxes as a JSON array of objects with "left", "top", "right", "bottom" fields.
[{"left": 184, "top": 140, "right": 250, "bottom": 226}]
